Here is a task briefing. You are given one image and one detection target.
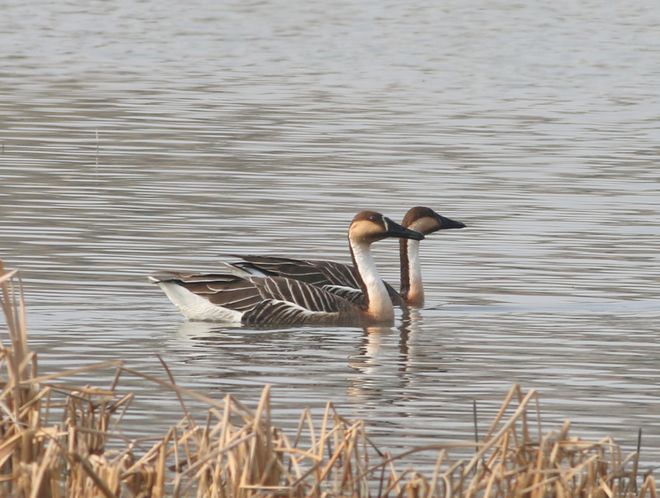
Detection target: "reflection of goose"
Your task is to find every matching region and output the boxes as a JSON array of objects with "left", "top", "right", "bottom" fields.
[
  {"left": 346, "top": 326, "right": 393, "bottom": 403},
  {"left": 149, "top": 211, "right": 424, "bottom": 326},
  {"left": 347, "top": 315, "right": 425, "bottom": 404},
  {"left": 397, "top": 307, "right": 423, "bottom": 373},
  {"left": 232, "top": 207, "right": 465, "bottom": 308}
]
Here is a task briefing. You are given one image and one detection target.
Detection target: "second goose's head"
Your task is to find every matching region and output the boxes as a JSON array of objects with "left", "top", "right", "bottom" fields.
[
  {"left": 401, "top": 206, "right": 466, "bottom": 236},
  {"left": 349, "top": 210, "right": 425, "bottom": 244}
]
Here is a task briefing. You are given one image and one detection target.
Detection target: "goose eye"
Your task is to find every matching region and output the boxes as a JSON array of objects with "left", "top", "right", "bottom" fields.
[{"left": 368, "top": 215, "right": 378, "bottom": 221}]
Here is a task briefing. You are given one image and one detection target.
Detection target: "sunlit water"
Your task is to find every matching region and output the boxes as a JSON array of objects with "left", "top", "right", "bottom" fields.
[{"left": 1, "top": 0, "right": 660, "bottom": 470}]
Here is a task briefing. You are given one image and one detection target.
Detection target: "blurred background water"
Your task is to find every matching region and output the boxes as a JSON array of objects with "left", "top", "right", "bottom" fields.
[{"left": 1, "top": 0, "right": 659, "bottom": 469}]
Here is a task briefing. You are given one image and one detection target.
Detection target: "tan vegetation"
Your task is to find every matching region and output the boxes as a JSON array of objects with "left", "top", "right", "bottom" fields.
[{"left": 0, "top": 260, "right": 656, "bottom": 497}]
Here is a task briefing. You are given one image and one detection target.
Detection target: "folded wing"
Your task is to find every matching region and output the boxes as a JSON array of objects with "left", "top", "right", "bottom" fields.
[{"left": 228, "top": 255, "right": 405, "bottom": 307}]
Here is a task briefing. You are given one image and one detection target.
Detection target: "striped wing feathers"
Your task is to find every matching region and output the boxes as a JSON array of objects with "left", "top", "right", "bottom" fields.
[
  {"left": 242, "top": 299, "right": 312, "bottom": 325},
  {"left": 314, "top": 260, "right": 361, "bottom": 288},
  {"left": 230, "top": 255, "right": 406, "bottom": 307},
  {"left": 321, "top": 285, "right": 365, "bottom": 304},
  {"left": 230, "top": 255, "right": 359, "bottom": 288},
  {"left": 242, "top": 299, "right": 345, "bottom": 325},
  {"left": 254, "top": 277, "right": 355, "bottom": 314}
]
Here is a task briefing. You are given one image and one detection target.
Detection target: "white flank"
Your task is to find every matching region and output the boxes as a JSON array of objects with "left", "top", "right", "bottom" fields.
[{"left": 158, "top": 282, "right": 243, "bottom": 322}]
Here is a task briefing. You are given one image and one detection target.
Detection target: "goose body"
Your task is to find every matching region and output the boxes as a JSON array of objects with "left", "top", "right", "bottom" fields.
[
  {"left": 150, "top": 211, "right": 424, "bottom": 325},
  {"left": 150, "top": 272, "right": 360, "bottom": 325},
  {"left": 231, "top": 207, "right": 465, "bottom": 308}
]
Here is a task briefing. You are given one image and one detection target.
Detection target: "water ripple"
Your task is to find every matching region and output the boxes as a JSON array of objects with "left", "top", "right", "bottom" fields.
[{"left": 2, "top": 0, "right": 660, "bottom": 469}]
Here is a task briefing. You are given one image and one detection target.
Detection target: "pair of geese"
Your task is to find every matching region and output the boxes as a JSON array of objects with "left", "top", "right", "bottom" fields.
[{"left": 150, "top": 207, "right": 465, "bottom": 326}]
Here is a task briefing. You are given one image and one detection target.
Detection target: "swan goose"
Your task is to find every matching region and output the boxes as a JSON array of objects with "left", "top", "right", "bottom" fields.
[
  {"left": 230, "top": 206, "right": 465, "bottom": 308},
  {"left": 149, "top": 210, "right": 424, "bottom": 325}
]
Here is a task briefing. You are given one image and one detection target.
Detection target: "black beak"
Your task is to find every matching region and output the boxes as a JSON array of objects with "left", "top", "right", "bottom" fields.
[
  {"left": 384, "top": 217, "right": 425, "bottom": 241},
  {"left": 437, "top": 215, "right": 466, "bottom": 230}
]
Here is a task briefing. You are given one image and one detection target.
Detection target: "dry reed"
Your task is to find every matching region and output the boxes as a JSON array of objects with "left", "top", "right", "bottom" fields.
[{"left": 0, "top": 260, "right": 655, "bottom": 497}]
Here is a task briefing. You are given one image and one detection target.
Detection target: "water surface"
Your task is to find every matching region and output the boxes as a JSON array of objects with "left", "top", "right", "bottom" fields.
[{"left": 2, "top": 0, "right": 660, "bottom": 469}]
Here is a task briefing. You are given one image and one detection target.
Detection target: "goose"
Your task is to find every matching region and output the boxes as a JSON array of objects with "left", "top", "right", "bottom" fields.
[
  {"left": 149, "top": 210, "right": 424, "bottom": 325},
  {"left": 398, "top": 206, "right": 465, "bottom": 306},
  {"left": 230, "top": 206, "right": 465, "bottom": 308}
]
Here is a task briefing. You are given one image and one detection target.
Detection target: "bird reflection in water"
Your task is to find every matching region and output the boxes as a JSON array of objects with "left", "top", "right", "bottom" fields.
[{"left": 347, "top": 308, "right": 444, "bottom": 405}]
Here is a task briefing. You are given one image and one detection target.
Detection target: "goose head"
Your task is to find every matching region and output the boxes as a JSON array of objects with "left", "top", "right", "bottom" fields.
[
  {"left": 401, "top": 206, "right": 465, "bottom": 235},
  {"left": 349, "top": 210, "right": 425, "bottom": 244}
]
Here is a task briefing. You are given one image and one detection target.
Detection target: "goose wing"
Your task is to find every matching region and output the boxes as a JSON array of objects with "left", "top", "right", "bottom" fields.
[
  {"left": 384, "top": 283, "right": 406, "bottom": 307},
  {"left": 320, "top": 285, "right": 364, "bottom": 303},
  {"left": 229, "top": 255, "right": 358, "bottom": 287},
  {"left": 242, "top": 277, "right": 359, "bottom": 325},
  {"left": 229, "top": 255, "right": 405, "bottom": 307},
  {"left": 251, "top": 276, "right": 355, "bottom": 314}
]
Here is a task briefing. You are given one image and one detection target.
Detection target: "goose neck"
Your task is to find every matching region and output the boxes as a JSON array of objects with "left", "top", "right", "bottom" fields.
[
  {"left": 349, "top": 239, "right": 394, "bottom": 322},
  {"left": 400, "top": 238, "right": 424, "bottom": 307}
]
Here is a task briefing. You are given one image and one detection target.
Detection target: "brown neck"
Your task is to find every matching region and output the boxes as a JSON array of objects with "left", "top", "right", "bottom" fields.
[{"left": 399, "top": 238, "right": 410, "bottom": 301}]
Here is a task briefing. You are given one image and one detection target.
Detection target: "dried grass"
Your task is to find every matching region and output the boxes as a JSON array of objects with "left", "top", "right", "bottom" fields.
[{"left": 0, "top": 260, "right": 655, "bottom": 497}]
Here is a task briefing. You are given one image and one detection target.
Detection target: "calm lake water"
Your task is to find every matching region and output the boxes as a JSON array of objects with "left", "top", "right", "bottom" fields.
[{"left": 2, "top": 0, "right": 660, "bottom": 469}]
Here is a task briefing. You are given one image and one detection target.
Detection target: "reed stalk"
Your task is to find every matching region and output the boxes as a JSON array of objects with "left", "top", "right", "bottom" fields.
[{"left": 0, "top": 260, "right": 654, "bottom": 497}]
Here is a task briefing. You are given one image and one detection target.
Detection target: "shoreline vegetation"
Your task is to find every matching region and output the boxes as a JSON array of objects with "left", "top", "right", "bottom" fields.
[{"left": 1, "top": 260, "right": 656, "bottom": 497}]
